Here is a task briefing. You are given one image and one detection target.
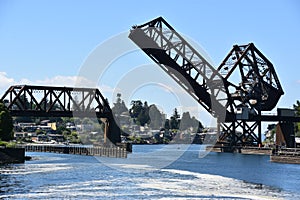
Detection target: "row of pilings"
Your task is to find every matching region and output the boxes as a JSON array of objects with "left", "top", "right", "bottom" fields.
[
  {"left": 19, "top": 144, "right": 128, "bottom": 158},
  {"left": 270, "top": 147, "right": 300, "bottom": 164}
]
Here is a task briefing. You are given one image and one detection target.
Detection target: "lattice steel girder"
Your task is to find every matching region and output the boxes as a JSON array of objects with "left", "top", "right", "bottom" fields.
[
  {"left": 129, "top": 17, "right": 231, "bottom": 121},
  {"left": 1, "top": 85, "right": 111, "bottom": 117},
  {"left": 219, "top": 120, "right": 261, "bottom": 146},
  {"left": 1, "top": 85, "right": 121, "bottom": 144},
  {"left": 129, "top": 17, "right": 288, "bottom": 147},
  {"left": 218, "top": 43, "right": 284, "bottom": 111}
]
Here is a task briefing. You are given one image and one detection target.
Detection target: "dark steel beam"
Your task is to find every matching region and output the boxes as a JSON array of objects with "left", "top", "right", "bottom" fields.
[
  {"left": 1, "top": 85, "right": 121, "bottom": 144},
  {"left": 129, "top": 17, "right": 229, "bottom": 121},
  {"left": 129, "top": 17, "right": 286, "bottom": 147}
]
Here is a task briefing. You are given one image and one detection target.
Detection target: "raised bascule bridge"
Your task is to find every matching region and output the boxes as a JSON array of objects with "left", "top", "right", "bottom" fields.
[
  {"left": 129, "top": 17, "right": 300, "bottom": 150},
  {"left": 1, "top": 17, "right": 300, "bottom": 152}
]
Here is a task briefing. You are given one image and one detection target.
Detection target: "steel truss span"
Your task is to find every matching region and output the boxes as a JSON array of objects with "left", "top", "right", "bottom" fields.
[
  {"left": 129, "top": 17, "right": 229, "bottom": 121},
  {"left": 0, "top": 85, "right": 121, "bottom": 144},
  {"left": 129, "top": 17, "right": 286, "bottom": 147}
]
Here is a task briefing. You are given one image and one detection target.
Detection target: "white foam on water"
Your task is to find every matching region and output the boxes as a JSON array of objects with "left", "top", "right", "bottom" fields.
[
  {"left": 1, "top": 151, "right": 298, "bottom": 200},
  {"left": 110, "top": 163, "right": 157, "bottom": 170},
  {"left": 2, "top": 168, "right": 297, "bottom": 199},
  {"left": 155, "top": 169, "right": 288, "bottom": 200},
  {"left": 0, "top": 163, "right": 72, "bottom": 175}
]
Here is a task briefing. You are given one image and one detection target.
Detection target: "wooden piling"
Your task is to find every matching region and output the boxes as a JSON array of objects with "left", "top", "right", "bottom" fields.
[{"left": 21, "top": 144, "right": 128, "bottom": 158}]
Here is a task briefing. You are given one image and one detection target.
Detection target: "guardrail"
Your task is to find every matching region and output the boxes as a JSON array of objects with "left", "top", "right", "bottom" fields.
[
  {"left": 270, "top": 147, "right": 300, "bottom": 164},
  {"left": 273, "top": 147, "right": 300, "bottom": 156}
]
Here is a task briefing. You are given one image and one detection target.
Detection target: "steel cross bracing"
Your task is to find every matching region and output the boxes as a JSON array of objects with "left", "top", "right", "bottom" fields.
[
  {"left": 216, "top": 43, "right": 284, "bottom": 146},
  {"left": 1, "top": 85, "right": 111, "bottom": 118},
  {"left": 219, "top": 121, "right": 260, "bottom": 146},
  {"left": 129, "top": 17, "right": 230, "bottom": 121},
  {"left": 218, "top": 43, "right": 284, "bottom": 112},
  {"left": 129, "top": 17, "right": 285, "bottom": 147},
  {"left": 1, "top": 85, "right": 121, "bottom": 144}
]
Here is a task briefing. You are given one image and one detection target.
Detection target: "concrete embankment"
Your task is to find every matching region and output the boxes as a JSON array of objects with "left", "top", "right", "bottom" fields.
[{"left": 0, "top": 147, "right": 25, "bottom": 164}]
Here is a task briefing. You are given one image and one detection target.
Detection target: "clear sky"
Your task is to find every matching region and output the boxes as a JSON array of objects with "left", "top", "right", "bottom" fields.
[{"left": 0, "top": 0, "right": 299, "bottom": 126}]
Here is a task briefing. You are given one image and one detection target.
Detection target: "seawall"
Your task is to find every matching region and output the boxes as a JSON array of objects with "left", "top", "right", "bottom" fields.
[{"left": 0, "top": 147, "right": 25, "bottom": 164}]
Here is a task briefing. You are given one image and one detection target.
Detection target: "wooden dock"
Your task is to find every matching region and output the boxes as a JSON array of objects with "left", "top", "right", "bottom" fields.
[
  {"left": 20, "top": 144, "right": 128, "bottom": 158},
  {"left": 241, "top": 146, "right": 271, "bottom": 155},
  {"left": 207, "top": 145, "right": 271, "bottom": 155},
  {"left": 271, "top": 148, "right": 300, "bottom": 164}
]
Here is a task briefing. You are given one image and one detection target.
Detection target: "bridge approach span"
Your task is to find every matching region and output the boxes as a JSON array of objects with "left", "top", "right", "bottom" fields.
[{"left": 1, "top": 85, "right": 121, "bottom": 144}]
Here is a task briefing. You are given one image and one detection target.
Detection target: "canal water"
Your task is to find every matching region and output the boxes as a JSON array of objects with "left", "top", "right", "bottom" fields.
[{"left": 1, "top": 144, "right": 300, "bottom": 199}]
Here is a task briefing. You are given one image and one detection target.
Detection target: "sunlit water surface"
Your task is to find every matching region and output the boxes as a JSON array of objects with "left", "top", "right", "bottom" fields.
[{"left": 1, "top": 145, "right": 300, "bottom": 199}]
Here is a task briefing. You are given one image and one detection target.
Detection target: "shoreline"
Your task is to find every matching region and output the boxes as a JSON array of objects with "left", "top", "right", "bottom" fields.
[{"left": 0, "top": 148, "right": 25, "bottom": 164}]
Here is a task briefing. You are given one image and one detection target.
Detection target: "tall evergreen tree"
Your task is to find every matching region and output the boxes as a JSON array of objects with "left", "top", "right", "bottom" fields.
[
  {"left": 293, "top": 100, "right": 300, "bottom": 135},
  {"left": 14, "top": 94, "right": 33, "bottom": 123},
  {"left": 164, "top": 119, "right": 170, "bottom": 130},
  {"left": 294, "top": 100, "right": 300, "bottom": 116},
  {"left": 137, "top": 101, "right": 150, "bottom": 126},
  {"left": 129, "top": 100, "right": 143, "bottom": 118},
  {"left": 170, "top": 108, "right": 180, "bottom": 129},
  {"left": 112, "top": 93, "right": 128, "bottom": 115},
  {"left": 0, "top": 103, "right": 13, "bottom": 141}
]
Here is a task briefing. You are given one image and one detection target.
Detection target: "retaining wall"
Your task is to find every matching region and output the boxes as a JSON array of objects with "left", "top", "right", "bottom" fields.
[{"left": 0, "top": 148, "right": 25, "bottom": 164}]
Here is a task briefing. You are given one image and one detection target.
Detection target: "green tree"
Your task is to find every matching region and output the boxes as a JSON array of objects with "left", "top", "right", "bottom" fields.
[
  {"left": 170, "top": 108, "right": 180, "bottom": 129},
  {"left": 112, "top": 93, "right": 128, "bottom": 115},
  {"left": 0, "top": 103, "right": 13, "bottom": 141},
  {"left": 129, "top": 100, "right": 152, "bottom": 126},
  {"left": 129, "top": 100, "right": 143, "bottom": 124},
  {"left": 164, "top": 119, "right": 170, "bottom": 130},
  {"left": 82, "top": 117, "right": 92, "bottom": 124},
  {"left": 294, "top": 100, "right": 300, "bottom": 116},
  {"left": 294, "top": 100, "right": 300, "bottom": 136},
  {"left": 15, "top": 94, "right": 31, "bottom": 109},
  {"left": 137, "top": 101, "right": 150, "bottom": 126},
  {"left": 191, "top": 116, "right": 204, "bottom": 133},
  {"left": 39, "top": 97, "right": 62, "bottom": 111},
  {"left": 129, "top": 100, "right": 143, "bottom": 119},
  {"left": 149, "top": 104, "right": 163, "bottom": 129},
  {"left": 112, "top": 93, "right": 130, "bottom": 128},
  {"left": 178, "top": 111, "right": 203, "bottom": 132},
  {"left": 14, "top": 94, "right": 33, "bottom": 123}
]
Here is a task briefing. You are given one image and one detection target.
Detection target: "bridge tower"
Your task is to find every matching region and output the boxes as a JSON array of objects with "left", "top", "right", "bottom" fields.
[{"left": 129, "top": 17, "right": 284, "bottom": 147}]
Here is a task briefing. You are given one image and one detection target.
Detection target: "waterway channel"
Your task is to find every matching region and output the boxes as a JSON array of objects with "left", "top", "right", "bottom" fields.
[{"left": 1, "top": 144, "right": 300, "bottom": 199}]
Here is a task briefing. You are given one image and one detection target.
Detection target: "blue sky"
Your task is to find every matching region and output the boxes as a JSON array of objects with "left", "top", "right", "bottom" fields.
[{"left": 0, "top": 0, "right": 299, "bottom": 126}]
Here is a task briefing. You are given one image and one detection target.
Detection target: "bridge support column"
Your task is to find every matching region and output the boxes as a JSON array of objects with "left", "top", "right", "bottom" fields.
[
  {"left": 101, "top": 118, "right": 108, "bottom": 144},
  {"left": 100, "top": 116, "right": 121, "bottom": 145}
]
